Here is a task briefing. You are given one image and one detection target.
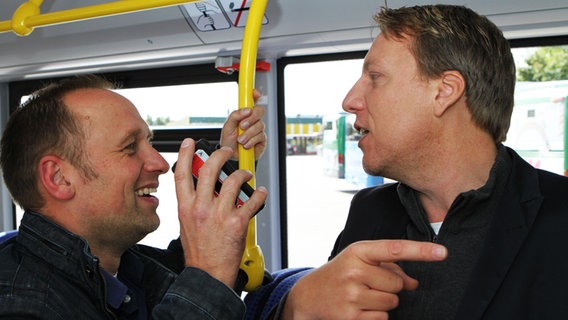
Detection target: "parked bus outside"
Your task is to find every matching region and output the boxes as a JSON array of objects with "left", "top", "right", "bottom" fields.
[
  {"left": 505, "top": 80, "right": 568, "bottom": 175},
  {"left": 321, "top": 112, "right": 384, "bottom": 188}
]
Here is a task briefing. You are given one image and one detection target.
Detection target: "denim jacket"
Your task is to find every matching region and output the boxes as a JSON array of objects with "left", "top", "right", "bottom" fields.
[{"left": 0, "top": 211, "right": 245, "bottom": 319}]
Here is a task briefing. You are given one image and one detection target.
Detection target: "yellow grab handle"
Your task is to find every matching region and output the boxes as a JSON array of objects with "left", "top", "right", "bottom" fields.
[{"left": 238, "top": 0, "right": 268, "bottom": 292}]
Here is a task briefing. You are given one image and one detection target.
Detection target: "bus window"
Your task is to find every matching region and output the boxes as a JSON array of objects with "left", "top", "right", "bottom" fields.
[
  {"left": 505, "top": 80, "right": 567, "bottom": 175},
  {"left": 284, "top": 58, "right": 371, "bottom": 267},
  {"left": 344, "top": 114, "right": 384, "bottom": 189},
  {"left": 286, "top": 116, "right": 322, "bottom": 155},
  {"left": 320, "top": 112, "right": 384, "bottom": 187},
  {"left": 504, "top": 45, "right": 568, "bottom": 175},
  {"left": 321, "top": 113, "right": 347, "bottom": 178},
  {"left": 138, "top": 152, "right": 179, "bottom": 248},
  {"left": 117, "top": 82, "right": 237, "bottom": 129}
]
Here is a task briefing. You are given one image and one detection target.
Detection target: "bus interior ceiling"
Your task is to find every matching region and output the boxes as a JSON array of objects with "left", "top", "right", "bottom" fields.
[{"left": 0, "top": 0, "right": 567, "bottom": 82}]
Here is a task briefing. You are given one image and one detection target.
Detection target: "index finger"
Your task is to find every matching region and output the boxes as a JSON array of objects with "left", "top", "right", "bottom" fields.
[{"left": 354, "top": 239, "right": 448, "bottom": 265}]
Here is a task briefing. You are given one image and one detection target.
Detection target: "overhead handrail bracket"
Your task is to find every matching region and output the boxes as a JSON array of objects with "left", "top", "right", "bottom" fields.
[{"left": 1, "top": 0, "right": 199, "bottom": 36}]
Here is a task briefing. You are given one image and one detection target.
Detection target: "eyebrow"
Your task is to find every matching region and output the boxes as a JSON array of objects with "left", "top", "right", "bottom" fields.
[
  {"left": 362, "top": 59, "right": 378, "bottom": 74},
  {"left": 117, "top": 127, "right": 153, "bottom": 146}
]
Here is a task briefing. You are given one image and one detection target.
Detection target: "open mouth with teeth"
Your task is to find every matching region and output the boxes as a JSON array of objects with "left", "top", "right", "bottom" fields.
[
  {"left": 353, "top": 122, "right": 369, "bottom": 137},
  {"left": 136, "top": 187, "right": 157, "bottom": 197}
]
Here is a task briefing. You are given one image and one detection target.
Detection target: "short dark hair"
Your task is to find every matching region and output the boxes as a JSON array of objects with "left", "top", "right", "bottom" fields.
[{"left": 0, "top": 75, "right": 116, "bottom": 210}]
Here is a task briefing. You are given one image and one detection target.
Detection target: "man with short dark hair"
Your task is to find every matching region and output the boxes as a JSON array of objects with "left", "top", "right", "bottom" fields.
[{"left": 0, "top": 74, "right": 268, "bottom": 319}]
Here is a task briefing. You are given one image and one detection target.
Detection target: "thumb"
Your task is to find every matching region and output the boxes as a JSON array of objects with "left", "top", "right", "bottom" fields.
[{"left": 380, "top": 262, "right": 419, "bottom": 290}]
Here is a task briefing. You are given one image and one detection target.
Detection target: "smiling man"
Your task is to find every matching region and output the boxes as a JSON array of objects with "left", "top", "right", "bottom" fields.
[{"left": 0, "top": 74, "right": 268, "bottom": 319}]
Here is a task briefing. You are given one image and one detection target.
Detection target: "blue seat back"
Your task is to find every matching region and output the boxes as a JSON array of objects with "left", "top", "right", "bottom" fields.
[{"left": 0, "top": 230, "right": 18, "bottom": 244}]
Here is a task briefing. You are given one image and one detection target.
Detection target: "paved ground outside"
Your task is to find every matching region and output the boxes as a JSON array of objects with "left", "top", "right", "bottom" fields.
[{"left": 286, "top": 154, "right": 360, "bottom": 268}]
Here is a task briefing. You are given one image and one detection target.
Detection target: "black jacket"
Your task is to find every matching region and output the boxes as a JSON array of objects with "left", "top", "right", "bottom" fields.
[
  {"left": 0, "top": 212, "right": 245, "bottom": 319},
  {"left": 332, "top": 147, "right": 568, "bottom": 319}
]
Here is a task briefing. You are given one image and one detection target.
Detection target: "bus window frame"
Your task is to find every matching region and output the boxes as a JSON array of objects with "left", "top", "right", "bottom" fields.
[{"left": 277, "top": 51, "right": 368, "bottom": 267}]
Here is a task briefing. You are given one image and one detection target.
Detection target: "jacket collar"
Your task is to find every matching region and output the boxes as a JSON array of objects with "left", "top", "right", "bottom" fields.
[
  {"left": 18, "top": 211, "right": 102, "bottom": 284},
  {"left": 455, "top": 146, "right": 543, "bottom": 319}
]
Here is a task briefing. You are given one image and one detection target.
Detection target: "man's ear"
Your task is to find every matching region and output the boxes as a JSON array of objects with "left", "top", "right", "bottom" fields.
[
  {"left": 38, "top": 155, "right": 75, "bottom": 201},
  {"left": 433, "top": 70, "right": 466, "bottom": 117}
]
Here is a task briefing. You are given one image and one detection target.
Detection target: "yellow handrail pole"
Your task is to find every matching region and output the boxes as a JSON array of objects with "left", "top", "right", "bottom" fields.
[
  {"left": 2, "top": 0, "right": 199, "bottom": 36},
  {"left": 0, "top": 21, "right": 11, "bottom": 33},
  {"left": 238, "top": 0, "right": 268, "bottom": 291}
]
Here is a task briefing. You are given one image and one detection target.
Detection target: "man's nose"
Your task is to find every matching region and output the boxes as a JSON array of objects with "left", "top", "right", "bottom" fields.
[
  {"left": 342, "top": 80, "right": 364, "bottom": 113},
  {"left": 146, "top": 146, "right": 170, "bottom": 174}
]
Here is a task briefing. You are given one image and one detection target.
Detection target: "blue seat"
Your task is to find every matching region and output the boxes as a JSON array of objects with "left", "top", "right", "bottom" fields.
[{"left": 0, "top": 230, "right": 17, "bottom": 243}]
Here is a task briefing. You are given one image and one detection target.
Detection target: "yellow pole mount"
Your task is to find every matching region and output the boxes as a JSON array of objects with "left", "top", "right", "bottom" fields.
[
  {"left": 1, "top": 0, "right": 199, "bottom": 36},
  {"left": 238, "top": 0, "right": 268, "bottom": 292}
]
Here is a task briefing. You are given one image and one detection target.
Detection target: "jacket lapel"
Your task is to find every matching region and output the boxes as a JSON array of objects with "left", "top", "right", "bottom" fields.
[{"left": 455, "top": 151, "right": 543, "bottom": 319}]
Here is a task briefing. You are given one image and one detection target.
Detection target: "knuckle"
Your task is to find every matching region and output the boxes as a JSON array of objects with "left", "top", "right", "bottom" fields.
[
  {"left": 173, "top": 171, "right": 187, "bottom": 184},
  {"left": 196, "top": 166, "right": 214, "bottom": 180},
  {"left": 390, "top": 273, "right": 404, "bottom": 292},
  {"left": 343, "top": 242, "right": 361, "bottom": 256},
  {"left": 386, "top": 240, "right": 404, "bottom": 256}
]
